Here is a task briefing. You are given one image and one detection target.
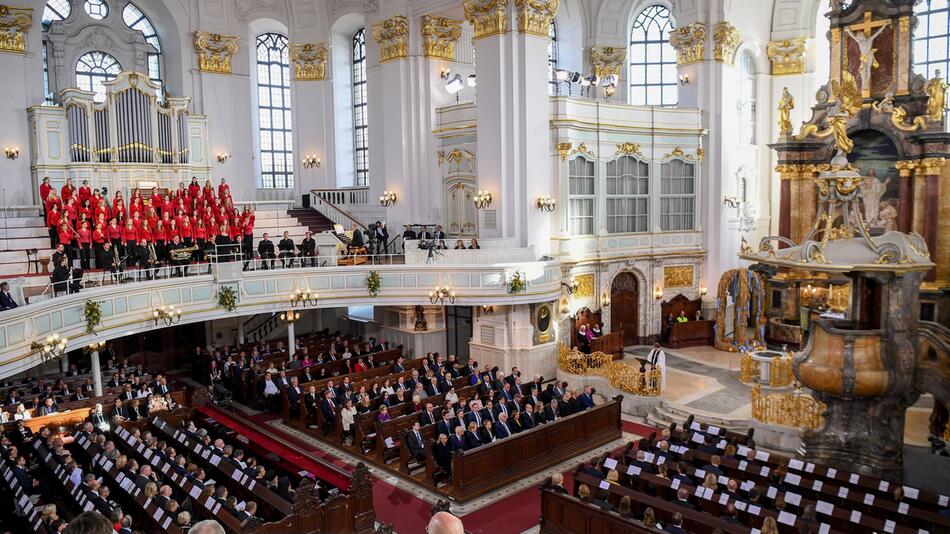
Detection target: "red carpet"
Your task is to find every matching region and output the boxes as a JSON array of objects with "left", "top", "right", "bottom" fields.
[{"left": 623, "top": 420, "right": 658, "bottom": 437}]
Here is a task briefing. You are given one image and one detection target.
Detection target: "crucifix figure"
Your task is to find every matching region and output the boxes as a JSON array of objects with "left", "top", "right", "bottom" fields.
[{"left": 844, "top": 13, "right": 891, "bottom": 94}]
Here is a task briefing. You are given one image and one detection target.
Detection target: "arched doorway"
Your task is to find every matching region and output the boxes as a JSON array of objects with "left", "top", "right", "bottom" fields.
[{"left": 610, "top": 272, "right": 639, "bottom": 346}]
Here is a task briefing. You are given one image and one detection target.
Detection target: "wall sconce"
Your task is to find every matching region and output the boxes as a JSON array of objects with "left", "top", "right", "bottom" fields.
[
  {"left": 481, "top": 305, "right": 494, "bottom": 315},
  {"left": 723, "top": 196, "right": 741, "bottom": 209},
  {"left": 216, "top": 152, "right": 230, "bottom": 164},
  {"left": 302, "top": 154, "right": 321, "bottom": 169},
  {"left": 429, "top": 286, "right": 456, "bottom": 305},
  {"left": 654, "top": 286, "right": 664, "bottom": 301},
  {"left": 280, "top": 310, "right": 301, "bottom": 323},
  {"left": 4, "top": 146, "right": 19, "bottom": 160},
  {"left": 536, "top": 195, "right": 556, "bottom": 212},
  {"left": 562, "top": 278, "right": 579, "bottom": 294},
  {"left": 32, "top": 333, "right": 68, "bottom": 362},
  {"left": 603, "top": 84, "right": 616, "bottom": 98},
  {"left": 601, "top": 291, "right": 611, "bottom": 307},
  {"left": 440, "top": 67, "right": 451, "bottom": 80},
  {"left": 467, "top": 74, "right": 477, "bottom": 87},
  {"left": 473, "top": 190, "right": 492, "bottom": 210},
  {"left": 87, "top": 340, "right": 106, "bottom": 352},
  {"left": 700, "top": 286, "right": 708, "bottom": 297},
  {"left": 290, "top": 289, "right": 319, "bottom": 308},
  {"left": 379, "top": 190, "right": 397, "bottom": 207},
  {"left": 678, "top": 74, "right": 690, "bottom": 86},
  {"left": 153, "top": 305, "right": 182, "bottom": 327}
]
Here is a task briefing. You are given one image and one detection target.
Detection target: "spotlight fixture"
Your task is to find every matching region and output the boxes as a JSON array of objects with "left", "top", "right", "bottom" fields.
[
  {"left": 216, "top": 152, "right": 230, "bottom": 164},
  {"left": 580, "top": 77, "right": 591, "bottom": 88},
  {"left": 654, "top": 286, "right": 664, "bottom": 301},
  {"left": 153, "top": 305, "right": 182, "bottom": 327},
  {"left": 302, "top": 154, "right": 321, "bottom": 169},
  {"left": 429, "top": 285, "right": 456, "bottom": 305},
  {"left": 536, "top": 195, "right": 556, "bottom": 212},
  {"left": 555, "top": 68, "right": 570, "bottom": 82},
  {"left": 700, "top": 286, "right": 708, "bottom": 297},
  {"left": 601, "top": 291, "right": 611, "bottom": 308},
  {"left": 4, "top": 146, "right": 19, "bottom": 160},
  {"left": 379, "top": 190, "right": 397, "bottom": 207},
  {"left": 570, "top": 72, "right": 582, "bottom": 83},
  {"left": 723, "top": 195, "right": 741, "bottom": 208},
  {"left": 678, "top": 74, "right": 690, "bottom": 86},
  {"left": 467, "top": 74, "right": 477, "bottom": 87},
  {"left": 562, "top": 277, "right": 579, "bottom": 294},
  {"left": 481, "top": 305, "right": 495, "bottom": 315},
  {"left": 473, "top": 190, "right": 492, "bottom": 210},
  {"left": 440, "top": 67, "right": 451, "bottom": 80},
  {"left": 290, "top": 289, "right": 319, "bottom": 308},
  {"left": 279, "top": 310, "right": 301, "bottom": 323},
  {"left": 445, "top": 73, "right": 464, "bottom": 94},
  {"left": 31, "top": 333, "right": 68, "bottom": 362}
]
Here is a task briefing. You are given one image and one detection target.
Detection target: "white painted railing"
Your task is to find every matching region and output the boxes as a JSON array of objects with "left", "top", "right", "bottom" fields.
[
  {"left": 404, "top": 239, "right": 539, "bottom": 264},
  {"left": 308, "top": 188, "right": 369, "bottom": 229}
]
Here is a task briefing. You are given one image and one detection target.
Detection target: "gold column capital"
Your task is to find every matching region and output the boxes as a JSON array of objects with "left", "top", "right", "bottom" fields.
[
  {"left": 289, "top": 43, "right": 329, "bottom": 80},
  {"left": 669, "top": 23, "right": 706, "bottom": 65},
  {"left": 590, "top": 46, "right": 626, "bottom": 79},
  {"left": 895, "top": 160, "right": 917, "bottom": 177},
  {"left": 463, "top": 0, "right": 508, "bottom": 41},
  {"left": 194, "top": 31, "right": 239, "bottom": 74},
  {"left": 372, "top": 15, "right": 409, "bottom": 63},
  {"left": 767, "top": 37, "right": 806, "bottom": 75},
  {"left": 513, "top": 0, "right": 559, "bottom": 37},
  {"left": 713, "top": 22, "right": 740, "bottom": 64},
  {"left": 421, "top": 15, "right": 462, "bottom": 60},
  {"left": 918, "top": 157, "right": 946, "bottom": 176},
  {"left": 0, "top": 5, "right": 33, "bottom": 53}
]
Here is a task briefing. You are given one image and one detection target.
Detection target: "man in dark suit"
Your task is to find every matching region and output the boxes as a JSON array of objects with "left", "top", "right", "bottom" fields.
[
  {"left": 39, "top": 397, "right": 59, "bottom": 415},
  {"left": 672, "top": 488, "right": 696, "bottom": 510},
  {"left": 579, "top": 386, "right": 595, "bottom": 409},
  {"left": 301, "top": 367, "right": 315, "bottom": 383},
  {"left": 406, "top": 422, "right": 426, "bottom": 462},
  {"left": 450, "top": 426, "right": 467, "bottom": 452},
  {"left": 299, "top": 231, "right": 317, "bottom": 267},
  {"left": 420, "top": 403, "right": 438, "bottom": 426},
  {"left": 665, "top": 512, "right": 687, "bottom": 534},
  {"left": 391, "top": 356, "right": 406, "bottom": 373},
  {"left": 591, "top": 489, "right": 613, "bottom": 511},
  {"left": 494, "top": 413, "right": 512, "bottom": 439},
  {"left": 493, "top": 399, "right": 512, "bottom": 421},
  {"left": 320, "top": 391, "right": 337, "bottom": 433},
  {"left": 437, "top": 412, "right": 457, "bottom": 437},
  {"left": 464, "top": 422, "right": 483, "bottom": 449},
  {"left": 278, "top": 231, "right": 297, "bottom": 268},
  {"left": 546, "top": 473, "right": 568, "bottom": 494},
  {"left": 544, "top": 399, "right": 560, "bottom": 422},
  {"left": 432, "top": 433, "right": 452, "bottom": 476},
  {"left": 304, "top": 386, "right": 320, "bottom": 420},
  {"left": 465, "top": 401, "right": 484, "bottom": 428},
  {"left": 286, "top": 377, "right": 302, "bottom": 411},
  {"left": 257, "top": 233, "right": 276, "bottom": 269},
  {"left": 703, "top": 455, "right": 725, "bottom": 477},
  {"left": 0, "top": 282, "right": 18, "bottom": 310}
]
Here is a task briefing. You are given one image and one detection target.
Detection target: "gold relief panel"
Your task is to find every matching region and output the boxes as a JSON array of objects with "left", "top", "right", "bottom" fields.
[
  {"left": 614, "top": 142, "right": 643, "bottom": 158},
  {"left": 669, "top": 23, "right": 706, "bottom": 65},
  {"left": 663, "top": 265, "right": 694, "bottom": 288},
  {"left": 575, "top": 274, "right": 594, "bottom": 297},
  {"left": 0, "top": 5, "right": 33, "bottom": 53},
  {"left": 713, "top": 22, "right": 740, "bottom": 64},
  {"left": 289, "top": 43, "right": 328, "bottom": 81},
  {"left": 514, "top": 0, "right": 559, "bottom": 38},
  {"left": 421, "top": 15, "right": 462, "bottom": 60},
  {"left": 463, "top": 0, "right": 508, "bottom": 40},
  {"left": 372, "top": 15, "right": 409, "bottom": 63},
  {"left": 767, "top": 38, "right": 806, "bottom": 75},
  {"left": 590, "top": 46, "right": 626, "bottom": 79},
  {"left": 557, "top": 141, "right": 572, "bottom": 161},
  {"left": 194, "top": 31, "right": 239, "bottom": 74}
]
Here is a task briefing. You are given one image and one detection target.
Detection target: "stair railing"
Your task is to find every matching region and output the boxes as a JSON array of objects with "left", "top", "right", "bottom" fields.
[{"left": 308, "top": 188, "right": 368, "bottom": 230}]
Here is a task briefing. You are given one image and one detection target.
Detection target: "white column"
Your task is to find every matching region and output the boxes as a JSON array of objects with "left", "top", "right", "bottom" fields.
[
  {"left": 237, "top": 318, "right": 245, "bottom": 345},
  {"left": 60, "top": 353, "right": 69, "bottom": 373},
  {"left": 287, "top": 316, "right": 296, "bottom": 361},
  {"left": 90, "top": 350, "right": 103, "bottom": 397}
]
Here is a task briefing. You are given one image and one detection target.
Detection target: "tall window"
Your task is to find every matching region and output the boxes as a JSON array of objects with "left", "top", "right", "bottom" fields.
[
  {"left": 123, "top": 3, "right": 163, "bottom": 97},
  {"left": 352, "top": 28, "right": 369, "bottom": 187},
  {"left": 660, "top": 160, "right": 696, "bottom": 231},
  {"left": 737, "top": 51, "right": 757, "bottom": 145},
  {"left": 42, "top": 0, "right": 71, "bottom": 105},
  {"left": 75, "top": 51, "right": 121, "bottom": 102},
  {"left": 629, "top": 5, "right": 677, "bottom": 106},
  {"left": 568, "top": 157, "right": 595, "bottom": 236},
  {"left": 256, "top": 33, "right": 294, "bottom": 189},
  {"left": 914, "top": 1, "right": 950, "bottom": 81},
  {"left": 606, "top": 156, "right": 650, "bottom": 233},
  {"left": 548, "top": 21, "right": 559, "bottom": 95}
]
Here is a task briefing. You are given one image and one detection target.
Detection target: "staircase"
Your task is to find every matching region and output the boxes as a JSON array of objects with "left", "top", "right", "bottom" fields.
[
  {"left": 288, "top": 208, "right": 336, "bottom": 234},
  {"left": 646, "top": 400, "right": 750, "bottom": 434}
]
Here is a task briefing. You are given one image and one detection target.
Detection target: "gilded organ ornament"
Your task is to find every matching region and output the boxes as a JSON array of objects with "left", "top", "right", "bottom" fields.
[
  {"left": 514, "top": 0, "right": 559, "bottom": 37},
  {"left": 372, "top": 15, "right": 409, "bottom": 63},
  {"left": 590, "top": 46, "right": 626, "bottom": 79},
  {"left": 669, "top": 23, "right": 706, "bottom": 65},
  {"left": 766, "top": 38, "right": 805, "bottom": 75},
  {"left": 421, "top": 15, "right": 462, "bottom": 60},
  {"left": 194, "top": 31, "right": 239, "bottom": 74},
  {"left": 463, "top": 0, "right": 508, "bottom": 40},
  {"left": 0, "top": 5, "right": 32, "bottom": 53},
  {"left": 713, "top": 22, "right": 740, "bottom": 64},
  {"left": 289, "top": 43, "right": 328, "bottom": 81}
]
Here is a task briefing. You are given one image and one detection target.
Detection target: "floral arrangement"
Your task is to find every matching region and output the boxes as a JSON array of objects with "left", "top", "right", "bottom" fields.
[
  {"left": 508, "top": 271, "right": 527, "bottom": 294},
  {"left": 84, "top": 300, "right": 103, "bottom": 334},
  {"left": 366, "top": 270, "right": 382, "bottom": 297},
  {"left": 217, "top": 285, "right": 238, "bottom": 312}
]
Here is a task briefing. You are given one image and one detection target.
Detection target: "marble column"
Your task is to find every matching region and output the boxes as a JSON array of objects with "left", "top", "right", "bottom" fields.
[
  {"left": 287, "top": 316, "right": 296, "bottom": 360},
  {"left": 237, "top": 318, "right": 245, "bottom": 346},
  {"left": 90, "top": 350, "right": 102, "bottom": 397},
  {"left": 60, "top": 353, "right": 69, "bottom": 373}
]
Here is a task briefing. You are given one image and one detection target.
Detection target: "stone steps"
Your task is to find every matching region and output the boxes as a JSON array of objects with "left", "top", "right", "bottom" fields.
[{"left": 646, "top": 400, "right": 750, "bottom": 434}]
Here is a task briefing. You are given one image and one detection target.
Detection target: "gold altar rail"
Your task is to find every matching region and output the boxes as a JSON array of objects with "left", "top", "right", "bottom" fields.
[
  {"left": 557, "top": 343, "right": 661, "bottom": 396},
  {"left": 750, "top": 384, "right": 825, "bottom": 429},
  {"left": 739, "top": 350, "right": 795, "bottom": 387}
]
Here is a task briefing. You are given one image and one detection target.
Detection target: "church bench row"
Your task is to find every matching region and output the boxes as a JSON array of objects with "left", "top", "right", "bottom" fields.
[
  {"left": 0, "top": 459, "right": 48, "bottom": 532},
  {"left": 232, "top": 336, "right": 359, "bottom": 400},
  {"left": 0, "top": 362, "right": 139, "bottom": 396},
  {"left": 1, "top": 372, "right": 157, "bottom": 414}
]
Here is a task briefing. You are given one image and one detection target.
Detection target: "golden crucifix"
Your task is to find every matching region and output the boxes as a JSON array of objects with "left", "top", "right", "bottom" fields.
[{"left": 844, "top": 12, "right": 891, "bottom": 97}]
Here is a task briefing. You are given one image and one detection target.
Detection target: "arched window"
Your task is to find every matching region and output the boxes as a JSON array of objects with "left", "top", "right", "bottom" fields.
[
  {"left": 914, "top": 0, "right": 950, "bottom": 81},
  {"left": 75, "top": 51, "right": 121, "bottom": 102},
  {"left": 737, "top": 50, "right": 757, "bottom": 145},
  {"left": 629, "top": 5, "right": 677, "bottom": 106},
  {"left": 256, "top": 33, "right": 294, "bottom": 189},
  {"left": 548, "top": 21, "right": 559, "bottom": 95},
  {"left": 606, "top": 156, "right": 650, "bottom": 233},
  {"left": 84, "top": 0, "right": 108, "bottom": 20},
  {"left": 42, "top": 0, "right": 71, "bottom": 104},
  {"left": 568, "top": 157, "right": 595, "bottom": 236},
  {"left": 352, "top": 28, "right": 369, "bottom": 187},
  {"left": 123, "top": 3, "right": 163, "bottom": 97}
]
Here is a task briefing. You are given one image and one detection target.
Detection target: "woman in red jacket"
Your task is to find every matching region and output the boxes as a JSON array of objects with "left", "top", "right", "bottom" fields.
[
  {"left": 79, "top": 199, "right": 93, "bottom": 222},
  {"left": 46, "top": 204, "right": 62, "bottom": 247},
  {"left": 92, "top": 222, "right": 107, "bottom": 264},
  {"left": 112, "top": 197, "right": 127, "bottom": 223},
  {"left": 203, "top": 180, "right": 215, "bottom": 201},
  {"left": 193, "top": 220, "right": 208, "bottom": 261},
  {"left": 137, "top": 220, "right": 153, "bottom": 244},
  {"left": 166, "top": 219, "right": 181, "bottom": 244},
  {"left": 59, "top": 221, "right": 76, "bottom": 261},
  {"left": 107, "top": 217, "right": 122, "bottom": 253},
  {"left": 77, "top": 220, "right": 93, "bottom": 269},
  {"left": 153, "top": 221, "right": 167, "bottom": 261},
  {"left": 180, "top": 217, "right": 194, "bottom": 246},
  {"left": 121, "top": 219, "right": 138, "bottom": 255},
  {"left": 45, "top": 188, "right": 62, "bottom": 215},
  {"left": 64, "top": 197, "right": 79, "bottom": 226},
  {"left": 188, "top": 177, "right": 201, "bottom": 199},
  {"left": 241, "top": 207, "right": 255, "bottom": 252}
]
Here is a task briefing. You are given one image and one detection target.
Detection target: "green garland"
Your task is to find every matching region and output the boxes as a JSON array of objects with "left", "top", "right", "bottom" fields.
[
  {"left": 508, "top": 271, "right": 527, "bottom": 294},
  {"left": 84, "top": 300, "right": 102, "bottom": 334},
  {"left": 218, "top": 286, "right": 238, "bottom": 312},
  {"left": 366, "top": 270, "right": 382, "bottom": 297}
]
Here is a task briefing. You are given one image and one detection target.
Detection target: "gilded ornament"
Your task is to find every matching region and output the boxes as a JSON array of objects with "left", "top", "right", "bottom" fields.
[
  {"left": 663, "top": 266, "right": 693, "bottom": 288},
  {"left": 740, "top": 237, "right": 753, "bottom": 255},
  {"left": 194, "top": 31, "right": 239, "bottom": 74},
  {"left": 778, "top": 87, "right": 795, "bottom": 134},
  {"left": 767, "top": 38, "right": 806, "bottom": 75},
  {"left": 557, "top": 343, "right": 661, "bottom": 396},
  {"left": 696, "top": 147, "right": 704, "bottom": 161},
  {"left": 590, "top": 46, "right": 626, "bottom": 79},
  {"left": 463, "top": 0, "right": 508, "bottom": 40},
  {"left": 664, "top": 147, "right": 694, "bottom": 160},
  {"left": 925, "top": 70, "right": 948, "bottom": 122},
  {"left": 557, "top": 141, "right": 572, "bottom": 161},
  {"left": 750, "top": 384, "right": 826, "bottom": 430},
  {"left": 574, "top": 274, "right": 593, "bottom": 297},
  {"left": 372, "top": 15, "right": 409, "bottom": 63},
  {"left": 421, "top": 15, "right": 462, "bottom": 60},
  {"left": 713, "top": 22, "right": 740, "bottom": 64},
  {"left": 614, "top": 142, "right": 642, "bottom": 158},
  {"left": 890, "top": 105, "right": 927, "bottom": 132},
  {"left": 570, "top": 142, "right": 595, "bottom": 159},
  {"left": 0, "top": 5, "right": 31, "bottom": 53},
  {"left": 669, "top": 23, "right": 706, "bottom": 65},
  {"left": 830, "top": 71, "right": 863, "bottom": 116},
  {"left": 289, "top": 43, "right": 328, "bottom": 81},
  {"left": 918, "top": 157, "right": 945, "bottom": 177},
  {"left": 514, "top": 0, "right": 559, "bottom": 37}
]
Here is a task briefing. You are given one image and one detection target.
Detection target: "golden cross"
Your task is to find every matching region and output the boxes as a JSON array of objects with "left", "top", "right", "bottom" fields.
[{"left": 848, "top": 12, "right": 890, "bottom": 37}]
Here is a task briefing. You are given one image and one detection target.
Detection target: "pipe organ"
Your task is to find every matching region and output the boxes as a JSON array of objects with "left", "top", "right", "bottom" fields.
[{"left": 28, "top": 71, "right": 210, "bottom": 201}]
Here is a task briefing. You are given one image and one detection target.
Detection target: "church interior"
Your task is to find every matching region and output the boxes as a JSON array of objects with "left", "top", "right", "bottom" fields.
[{"left": 0, "top": 0, "right": 948, "bottom": 532}]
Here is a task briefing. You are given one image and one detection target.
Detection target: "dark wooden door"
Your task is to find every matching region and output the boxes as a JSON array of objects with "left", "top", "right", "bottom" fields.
[{"left": 610, "top": 273, "right": 639, "bottom": 346}]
